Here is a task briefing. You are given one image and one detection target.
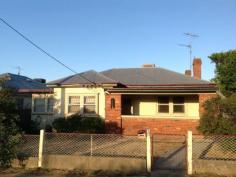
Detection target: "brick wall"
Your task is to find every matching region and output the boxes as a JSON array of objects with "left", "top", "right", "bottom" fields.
[
  {"left": 105, "top": 94, "right": 122, "bottom": 133},
  {"left": 105, "top": 93, "right": 217, "bottom": 135},
  {"left": 121, "top": 117, "right": 199, "bottom": 135},
  {"left": 199, "top": 93, "right": 217, "bottom": 115}
]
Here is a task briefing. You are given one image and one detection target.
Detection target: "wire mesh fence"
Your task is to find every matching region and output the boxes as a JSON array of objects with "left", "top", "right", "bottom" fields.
[
  {"left": 43, "top": 133, "right": 146, "bottom": 159},
  {"left": 17, "top": 135, "right": 39, "bottom": 158},
  {"left": 193, "top": 135, "right": 236, "bottom": 161},
  {"left": 152, "top": 134, "right": 186, "bottom": 170}
]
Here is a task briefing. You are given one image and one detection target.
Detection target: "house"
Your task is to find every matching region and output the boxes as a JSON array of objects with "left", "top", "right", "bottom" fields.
[
  {"left": 35, "top": 58, "right": 217, "bottom": 135},
  {"left": 0, "top": 73, "right": 52, "bottom": 129}
]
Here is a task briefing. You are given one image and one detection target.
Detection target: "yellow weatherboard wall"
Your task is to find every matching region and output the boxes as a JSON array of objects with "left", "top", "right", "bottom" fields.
[{"left": 32, "top": 87, "right": 106, "bottom": 127}]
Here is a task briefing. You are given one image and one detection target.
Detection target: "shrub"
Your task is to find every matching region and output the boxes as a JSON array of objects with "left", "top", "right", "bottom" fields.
[
  {"left": 0, "top": 85, "right": 21, "bottom": 167},
  {"left": 198, "top": 95, "right": 236, "bottom": 135},
  {"left": 52, "top": 114, "right": 105, "bottom": 133}
]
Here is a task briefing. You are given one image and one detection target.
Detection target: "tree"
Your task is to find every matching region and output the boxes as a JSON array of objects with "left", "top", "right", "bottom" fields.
[
  {"left": 0, "top": 80, "right": 21, "bottom": 167},
  {"left": 198, "top": 49, "right": 236, "bottom": 135},
  {"left": 209, "top": 49, "right": 236, "bottom": 95},
  {"left": 198, "top": 95, "right": 236, "bottom": 135}
]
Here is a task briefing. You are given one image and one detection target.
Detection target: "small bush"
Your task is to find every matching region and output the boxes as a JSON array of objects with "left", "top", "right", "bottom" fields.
[{"left": 52, "top": 114, "right": 105, "bottom": 133}]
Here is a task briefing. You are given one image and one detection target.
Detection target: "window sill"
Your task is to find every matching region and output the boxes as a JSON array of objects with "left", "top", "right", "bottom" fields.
[
  {"left": 32, "top": 112, "right": 54, "bottom": 115},
  {"left": 121, "top": 115, "right": 199, "bottom": 119}
]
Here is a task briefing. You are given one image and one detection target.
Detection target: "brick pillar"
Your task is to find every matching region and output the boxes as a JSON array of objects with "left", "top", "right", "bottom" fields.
[
  {"left": 199, "top": 94, "right": 217, "bottom": 115},
  {"left": 105, "top": 94, "right": 122, "bottom": 134}
]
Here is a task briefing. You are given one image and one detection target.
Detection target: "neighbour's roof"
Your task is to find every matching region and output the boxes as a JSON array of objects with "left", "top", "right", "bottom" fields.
[
  {"left": 47, "top": 70, "right": 117, "bottom": 86},
  {"left": 0, "top": 73, "right": 51, "bottom": 93},
  {"left": 101, "top": 67, "right": 213, "bottom": 86}
]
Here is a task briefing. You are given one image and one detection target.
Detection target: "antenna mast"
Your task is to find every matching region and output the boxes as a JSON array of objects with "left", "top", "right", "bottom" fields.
[{"left": 179, "top": 32, "right": 199, "bottom": 71}]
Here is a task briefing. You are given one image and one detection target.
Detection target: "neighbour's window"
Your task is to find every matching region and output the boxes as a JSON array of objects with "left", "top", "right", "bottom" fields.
[
  {"left": 33, "top": 97, "right": 54, "bottom": 113},
  {"left": 158, "top": 96, "right": 169, "bottom": 113},
  {"left": 68, "top": 96, "right": 80, "bottom": 113},
  {"left": 84, "top": 96, "right": 96, "bottom": 114},
  {"left": 47, "top": 98, "right": 54, "bottom": 113},
  {"left": 34, "top": 98, "right": 46, "bottom": 113},
  {"left": 173, "top": 97, "right": 185, "bottom": 113}
]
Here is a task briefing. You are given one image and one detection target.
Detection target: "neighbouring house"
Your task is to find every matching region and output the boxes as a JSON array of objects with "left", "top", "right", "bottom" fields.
[
  {"left": 37, "top": 58, "right": 217, "bottom": 135},
  {"left": 0, "top": 73, "right": 52, "bottom": 130}
]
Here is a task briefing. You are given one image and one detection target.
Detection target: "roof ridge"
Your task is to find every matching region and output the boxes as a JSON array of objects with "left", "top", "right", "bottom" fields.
[{"left": 157, "top": 67, "right": 211, "bottom": 83}]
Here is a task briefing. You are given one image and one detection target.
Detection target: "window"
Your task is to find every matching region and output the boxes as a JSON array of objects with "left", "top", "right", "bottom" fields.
[
  {"left": 47, "top": 98, "right": 54, "bottom": 113},
  {"left": 111, "top": 98, "right": 115, "bottom": 109},
  {"left": 33, "top": 97, "right": 53, "bottom": 113},
  {"left": 173, "top": 96, "right": 185, "bottom": 113},
  {"left": 68, "top": 96, "right": 80, "bottom": 113},
  {"left": 34, "top": 98, "right": 45, "bottom": 113},
  {"left": 158, "top": 96, "right": 169, "bottom": 113},
  {"left": 84, "top": 96, "right": 96, "bottom": 114}
]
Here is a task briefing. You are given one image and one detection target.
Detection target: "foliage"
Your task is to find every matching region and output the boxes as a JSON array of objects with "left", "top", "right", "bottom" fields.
[
  {"left": 0, "top": 81, "right": 21, "bottom": 167},
  {"left": 198, "top": 95, "right": 236, "bottom": 135},
  {"left": 52, "top": 114, "right": 105, "bottom": 133},
  {"left": 209, "top": 49, "right": 236, "bottom": 95}
]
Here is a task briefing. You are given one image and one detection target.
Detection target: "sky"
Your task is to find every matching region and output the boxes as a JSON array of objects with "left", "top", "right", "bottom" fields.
[{"left": 0, "top": 0, "right": 235, "bottom": 82}]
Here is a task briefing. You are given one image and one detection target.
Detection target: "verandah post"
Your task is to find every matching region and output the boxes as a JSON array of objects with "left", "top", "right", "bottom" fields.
[
  {"left": 38, "top": 129, "right": 45, "bottom": 168},
  {"left": 146, "top": 129, "right": 151, "bottom": 173},
  {"left": 187, "top": 130, "right": 193, "bottom": 175}
]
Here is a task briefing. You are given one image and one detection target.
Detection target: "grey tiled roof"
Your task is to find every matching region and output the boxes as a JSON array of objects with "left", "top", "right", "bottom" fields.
[
  {"left": 101, "top": 67, "right": 213, "bottom": 86},
  {"left": 0, "top": 73, "right": 50, "bottom": 92},
  {"left": 47, "top": 70, "right": 117, "bottom": 85}
]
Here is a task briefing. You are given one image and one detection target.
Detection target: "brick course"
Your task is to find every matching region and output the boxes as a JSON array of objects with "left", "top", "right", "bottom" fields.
[{"left": 122, "top": 117, "right": 199, "bottom": 135}]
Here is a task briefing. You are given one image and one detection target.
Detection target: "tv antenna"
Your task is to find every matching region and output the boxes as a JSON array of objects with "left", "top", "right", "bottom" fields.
[
  {"left": 13, "top": 66, "right": 22, "bottom": 75},
  {"left": 178, "top": 32, "right": 199, "bottom": 70}
]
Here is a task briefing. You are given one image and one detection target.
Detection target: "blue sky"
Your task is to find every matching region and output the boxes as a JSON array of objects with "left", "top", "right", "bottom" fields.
[{"left": 0, "top": 0, "right": 235, "bottom": 82}]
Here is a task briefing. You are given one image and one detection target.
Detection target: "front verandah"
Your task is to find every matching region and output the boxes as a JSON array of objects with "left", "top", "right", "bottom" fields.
[{"left": 105, "top": 94, "right": 201, "bottom": 135}]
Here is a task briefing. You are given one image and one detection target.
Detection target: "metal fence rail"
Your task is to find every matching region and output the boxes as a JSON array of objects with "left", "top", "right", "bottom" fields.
[
  {"left": 193, "top": 135, "right": 236, "bottom": 161},
  {"left": 44, "top": 133, "right": 147, "bottom": 159}
]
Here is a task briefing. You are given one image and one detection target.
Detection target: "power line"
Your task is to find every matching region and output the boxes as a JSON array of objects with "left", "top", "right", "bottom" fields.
[
  {"left": 0, "top": 17, "right": 77, "bottom": 74},
  {"left": 0, "top": 17, "right": 96, "bottom": 84}
]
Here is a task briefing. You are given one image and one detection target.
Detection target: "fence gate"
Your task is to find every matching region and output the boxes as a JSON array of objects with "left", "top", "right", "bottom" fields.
[{"left": 152, "top": 134, "right": 187, "bottom": 170}]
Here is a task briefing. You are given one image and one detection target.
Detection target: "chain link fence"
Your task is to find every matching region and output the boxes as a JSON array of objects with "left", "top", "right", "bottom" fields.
[
  {"left": 18, "top": 135, "right": 39, "bottom": 158},
  {"left": 152, "top": 134, "right": 186, "bottom": 170},
  {"left": 193, "top": 135, "right": 236, "bottom": 161},
  {"left": 44, "top": 133, "right": 146, "bottom": 159}
]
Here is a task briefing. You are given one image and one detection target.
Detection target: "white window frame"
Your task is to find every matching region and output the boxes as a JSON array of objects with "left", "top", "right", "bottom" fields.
[
  {"left": 66, "top": 94, "right": 98, "bottom": 116},
  {"left": 157, "top": 96, "right": 185, "bottom": 116},
  {"left": 68, "top": 96, "right": 81, "bottom": 114},
  {"left": 32, "top": 97, "right": 54, "bottom": 114}
]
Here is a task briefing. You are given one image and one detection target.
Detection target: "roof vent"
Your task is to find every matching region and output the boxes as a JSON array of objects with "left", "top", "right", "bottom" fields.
[{"left": 142, "top": 64, "right": 156, "bottom": 68}]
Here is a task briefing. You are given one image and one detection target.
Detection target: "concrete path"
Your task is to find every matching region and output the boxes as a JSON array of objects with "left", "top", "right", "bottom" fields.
[
  {"left": 152, "top": 145, "right": 186, "bottom": 177},
  {"left": 151, "top": 170, "right": 186, "bottom": 177}
]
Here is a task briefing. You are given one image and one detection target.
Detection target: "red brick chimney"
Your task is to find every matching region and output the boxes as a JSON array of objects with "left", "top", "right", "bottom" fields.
[
  {"left": 193, "top": 58, "right": 202, "bottom": 79},
  {"left": 185, "top": 70, "right": 191, "bottom": 76}
]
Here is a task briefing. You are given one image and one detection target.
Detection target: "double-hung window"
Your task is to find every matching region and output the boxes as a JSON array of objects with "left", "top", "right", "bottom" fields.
[
  {"left": 173, "top": 97, "right": 185, "bottom": 113},
  {"left": 84, "top": 96, "right": 96, "bottom": 114},
  {"left": 67, "top": 95, "right": 96, "bottom": 115},
  {"left": 158, "top": 96, "right": 169, "bottom": 113},
  {"left": 33, "top": 97, "right": 54, "bottom": 113},
  {"left": 157, "top": 96, "right": 185, "bottom": 114},
  {"left": 68, "top": 96, "right": 80, "bottom": 114}
]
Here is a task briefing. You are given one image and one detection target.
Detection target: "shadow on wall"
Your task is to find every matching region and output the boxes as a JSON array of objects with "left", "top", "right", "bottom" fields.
[{"left": 105, "top": 120, "right": 123, "bottom": 134}]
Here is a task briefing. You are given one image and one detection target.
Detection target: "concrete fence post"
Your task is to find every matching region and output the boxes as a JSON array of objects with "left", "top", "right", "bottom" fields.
[
  {"left": 146, "top": 129, "right": 151, "bottom": 173},
  {"left": 187, "top": 130, "right": 193, "bottom": 175},
  {"left": 38, "top": 129, "right": 45, "bottom": 168}
]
